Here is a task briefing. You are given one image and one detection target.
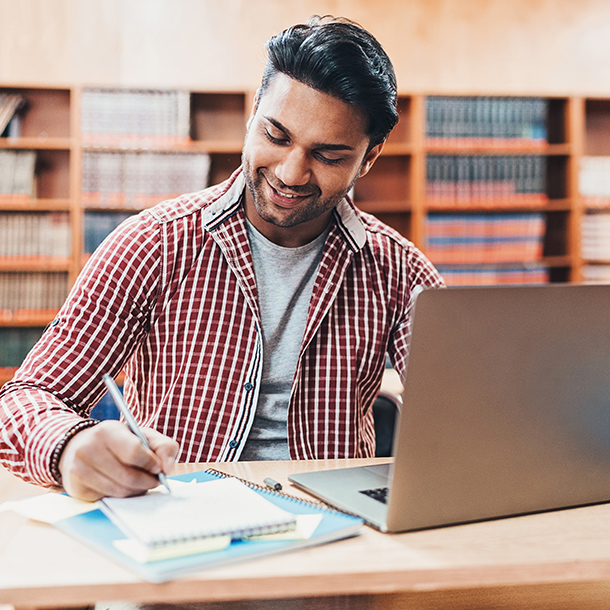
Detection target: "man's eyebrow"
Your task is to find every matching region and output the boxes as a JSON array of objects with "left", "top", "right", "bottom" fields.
[{"left": 263, "top": 115, "right": 356, "bottom": 152}]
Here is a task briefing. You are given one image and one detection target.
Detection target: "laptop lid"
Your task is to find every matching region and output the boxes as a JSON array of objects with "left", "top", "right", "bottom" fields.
[{"left": 290, "top": 284, "right": 610, "bottom": 532}]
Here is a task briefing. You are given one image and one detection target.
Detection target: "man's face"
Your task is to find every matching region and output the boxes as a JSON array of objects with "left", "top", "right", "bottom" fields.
[{"left": 242, "top": 73, "right": 383, "bottom": 247}]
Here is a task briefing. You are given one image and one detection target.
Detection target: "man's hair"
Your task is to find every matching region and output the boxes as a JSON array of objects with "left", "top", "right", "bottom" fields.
[{"left": 259, "top": 15, "right": 399, "bottom": 149}]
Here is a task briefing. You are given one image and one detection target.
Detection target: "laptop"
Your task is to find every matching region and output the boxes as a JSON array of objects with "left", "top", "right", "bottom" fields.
[{"left": 289, "top": 283, "right": 610, "bottom": 532}]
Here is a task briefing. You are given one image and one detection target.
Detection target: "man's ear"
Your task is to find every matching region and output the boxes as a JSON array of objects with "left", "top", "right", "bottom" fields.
[
  {"left": 359, "top": 141, "right": 385, "bottom": 178},
  {"left": 247, "top": 89, "right": 261, "bottom": 129}
]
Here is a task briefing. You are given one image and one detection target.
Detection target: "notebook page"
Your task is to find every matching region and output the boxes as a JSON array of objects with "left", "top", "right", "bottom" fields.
[{"left": 100, "top": 477, "right": 296, "bottom": 547}]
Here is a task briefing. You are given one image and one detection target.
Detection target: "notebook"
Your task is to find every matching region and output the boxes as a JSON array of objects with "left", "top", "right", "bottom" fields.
[
  {"left": 99, "top": 477, "right": 296, "bottom": 549},
  {"left": 289, "top": 283, "right": 610, "bottom": 532},
  {"left": 50, "top": 469, "right": 363, "bottom": 582}
]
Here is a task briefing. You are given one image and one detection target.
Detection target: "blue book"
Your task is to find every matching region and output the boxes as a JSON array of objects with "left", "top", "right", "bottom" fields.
[{"left": 53, "top": 469, "right": 363, "bottom": 583}]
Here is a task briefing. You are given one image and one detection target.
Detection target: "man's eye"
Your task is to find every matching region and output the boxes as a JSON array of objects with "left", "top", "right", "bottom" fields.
[
  {"left": 264, "top": 129, "right": 287, "bottom": 144},
  {"left": 315, "top": 153, "right": 344, "bottom": 166}
]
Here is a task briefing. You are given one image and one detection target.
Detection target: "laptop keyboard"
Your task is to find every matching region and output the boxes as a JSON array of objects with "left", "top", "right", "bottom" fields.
[{"left": 359, "top": 486, "right": 389, "bottom": 504}]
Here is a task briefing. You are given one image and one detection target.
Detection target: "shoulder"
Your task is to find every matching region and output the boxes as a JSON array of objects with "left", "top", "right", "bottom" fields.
[
  {"left": 356, "top": 209, "right": 444, "bottom": 288},
  {"left": 146, "top": 170, "right": 242, "bottom": 225}
]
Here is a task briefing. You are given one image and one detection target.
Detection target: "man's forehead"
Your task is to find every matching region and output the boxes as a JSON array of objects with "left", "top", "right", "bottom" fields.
[{"left": 256, "top": 73, "right": 369, "bottom": 146}]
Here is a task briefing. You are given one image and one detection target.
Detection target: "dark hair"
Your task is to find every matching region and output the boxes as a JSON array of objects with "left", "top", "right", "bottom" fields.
[{"left": 259, "top": 15, "right": 398, "bottom": 149}]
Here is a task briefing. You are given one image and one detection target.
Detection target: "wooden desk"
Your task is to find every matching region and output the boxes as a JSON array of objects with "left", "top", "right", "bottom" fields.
[{"left": 3, "top": 459, "right": 610, "bottom": 610}]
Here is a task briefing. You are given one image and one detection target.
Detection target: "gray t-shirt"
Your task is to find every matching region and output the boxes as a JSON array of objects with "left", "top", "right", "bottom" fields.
[{"left": 240, "top": 221, "right": 328, "bottom": 460}]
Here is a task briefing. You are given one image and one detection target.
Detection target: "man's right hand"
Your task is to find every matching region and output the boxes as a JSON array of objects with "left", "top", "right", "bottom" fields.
[{"left": 58, "top": 420, "right": 179, "bottom": 502}]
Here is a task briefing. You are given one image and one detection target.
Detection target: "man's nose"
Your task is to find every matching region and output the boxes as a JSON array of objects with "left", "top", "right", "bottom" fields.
[{"left": 274, "top": 148, "right": 311, "bottom": 187}]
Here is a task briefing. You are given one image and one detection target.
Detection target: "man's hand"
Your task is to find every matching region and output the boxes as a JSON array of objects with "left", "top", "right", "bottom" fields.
[{"left": 58, "top": 421, "right": 179, "bottom": 501}]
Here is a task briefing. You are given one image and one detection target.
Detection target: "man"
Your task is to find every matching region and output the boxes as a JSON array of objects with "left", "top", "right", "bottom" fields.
[{"left": 0, "top": 16, "right": 443, "bottom": 501}]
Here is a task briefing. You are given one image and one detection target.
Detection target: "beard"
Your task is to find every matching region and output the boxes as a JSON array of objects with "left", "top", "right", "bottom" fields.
[{"left": 242, "top": 154, "right": 359, "bottom": 229}]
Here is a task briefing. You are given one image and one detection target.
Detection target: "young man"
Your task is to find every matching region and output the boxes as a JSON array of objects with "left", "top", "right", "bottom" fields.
[{"left": 0, "top": 16, "right": 443, "bottom": 501}]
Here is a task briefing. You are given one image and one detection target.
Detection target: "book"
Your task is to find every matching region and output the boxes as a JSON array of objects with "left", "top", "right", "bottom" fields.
[
  {"left": 580, "top": 156, "right": 610, "bottom": 209},
  {"left": 0, "top": 93, "right": 27, "bottom": 136},
  {"left": 43, "top": 469, "right": 363, "bottom": 582},
  {"left": 425, "top": 96, "right": 548, "bottom": 149},
  {"left": 81, "top": 150, "right": 211, "bottom": 209},
  {"left": 0, "top": 150, "right": 37, "bottom": 201},
  {"left": 425, "top": 212, "right": 546, "bottom": 264},
  {"left": 426, "top": 154, "right": 548, "bottom": 208},
  {"left": 80, "top": 88, "right": 191, "bottom": 148}
]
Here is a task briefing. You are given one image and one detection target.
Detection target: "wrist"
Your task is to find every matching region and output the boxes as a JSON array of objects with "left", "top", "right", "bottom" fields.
[{"left": 50, "top": 419, "right": 100, "bottom": 487}]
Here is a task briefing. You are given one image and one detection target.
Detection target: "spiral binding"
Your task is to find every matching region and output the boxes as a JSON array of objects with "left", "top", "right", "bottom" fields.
[{"left": 204, "top": 468, "right": 336, "bottom": 511}]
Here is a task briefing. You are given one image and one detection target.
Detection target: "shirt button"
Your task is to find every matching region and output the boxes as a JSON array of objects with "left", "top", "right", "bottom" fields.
[
  {"left": 229, "top": 439, "right": 238, "bottom": 448},
  {"left": 244, "top": 382, "right": 253, "bottom": 391}
]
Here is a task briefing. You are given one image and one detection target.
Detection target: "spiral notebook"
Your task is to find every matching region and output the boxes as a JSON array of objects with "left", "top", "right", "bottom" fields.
[
  {"left": 53, "top": 469, "right": 364, "bottom": 583},
  {"left": 99, "top": 477, "right": 296, "bottom": 549}
]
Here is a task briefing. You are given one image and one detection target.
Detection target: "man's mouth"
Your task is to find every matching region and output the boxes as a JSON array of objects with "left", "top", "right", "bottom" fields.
[{"left": 265, "top": 178, "right": 314, "bottom": 207}]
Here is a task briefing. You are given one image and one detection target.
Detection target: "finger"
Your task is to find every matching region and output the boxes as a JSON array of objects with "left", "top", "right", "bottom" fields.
[
  {"left": 143, "top": 428, "right": 179, "bottom": 474},
  {"left": 107, "top": 425, "right": 165, "bottom": 475}
]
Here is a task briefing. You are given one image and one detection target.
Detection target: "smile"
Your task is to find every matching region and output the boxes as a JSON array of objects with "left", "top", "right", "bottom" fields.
[
  {"left": 275, "top": 190, "right": 301, "bottom": 199},
  {"left": 263, "top": 176, "right": 315, "bottom": 208}
]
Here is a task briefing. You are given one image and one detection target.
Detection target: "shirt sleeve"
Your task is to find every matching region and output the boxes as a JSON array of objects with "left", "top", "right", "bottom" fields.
[
  {"left": 387, "top": 245, "right": 445, "bottom": 384},
  {"left": 0, "top": 211, "right": 162, "bottom": 487}
]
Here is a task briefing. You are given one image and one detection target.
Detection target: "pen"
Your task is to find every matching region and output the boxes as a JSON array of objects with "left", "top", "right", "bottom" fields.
[
  {"left": 102, "top": 374, "right": 172, "bottom": 494},
  {"left": 264, "top": 477, "right": 282, "bottom": 491}
]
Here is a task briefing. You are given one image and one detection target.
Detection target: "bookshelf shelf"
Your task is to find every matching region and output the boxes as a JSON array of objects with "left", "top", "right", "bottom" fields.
[
  {"left": 0, "top": 137, "right": 73, "bottom": 150},
  {"left": 424, "top": 201, "right": 571, "bottom": 213},
  {"left": 357, "top": 200, "right": 411, "bottom": 214},
  {"left": 0, "top": 84, "right": 607, "bottom": 379},
  {"left": 0, "top": 259, "right": 71, "bottom": 272},
  {"left": 0, "top": 368, "right": 17, "bottom": 386},
  {"left": 0, "top": 310, "right": 57, "bottom": 325},
  {"left": 81, "top": 141, "right": 244, "bottom": 154},
  {"left": 423, "top": 143, "right": 571, "bottom": 156},
  {"left": 0, "top": 199, "right": 72, "bottom": 211},
  {"left": 381, "top": 143, "right": 413, "bottom": 156}
]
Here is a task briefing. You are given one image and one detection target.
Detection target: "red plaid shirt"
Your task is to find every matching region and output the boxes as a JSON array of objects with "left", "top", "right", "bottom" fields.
[{"left": 0, "top": 168, "right": 443, "bottom": 487}]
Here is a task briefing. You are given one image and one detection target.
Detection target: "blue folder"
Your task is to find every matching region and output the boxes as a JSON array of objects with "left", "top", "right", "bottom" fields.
[{"left": 54, "top": 469, "right": 363, "bottom": 583}]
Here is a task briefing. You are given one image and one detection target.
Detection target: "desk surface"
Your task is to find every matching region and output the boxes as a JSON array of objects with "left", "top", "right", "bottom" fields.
[{"left": 3, "top": 459, "right": 610, "bottom": 610}]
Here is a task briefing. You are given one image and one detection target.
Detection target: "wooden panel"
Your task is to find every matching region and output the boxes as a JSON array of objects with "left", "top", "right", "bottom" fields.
[
  {"left": 191, "top": 93, "right": 247, "bottom": 143},
  {"left": 585, "top": 100, "right": 610, "bottom": 155},
  {"left": 2, "top": 0, "right": 610, "bottom": 95}
]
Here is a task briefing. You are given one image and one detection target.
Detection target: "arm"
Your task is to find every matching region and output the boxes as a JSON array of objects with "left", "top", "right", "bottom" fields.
[
  {"left": 387, "top": 245, "right": 445, "bottom": 382},
  {"left": 0, "top": 212, "right": 169, "bottom": 490}
]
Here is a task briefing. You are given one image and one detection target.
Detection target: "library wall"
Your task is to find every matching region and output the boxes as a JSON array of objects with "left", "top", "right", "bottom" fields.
[
  {"left": 1, "top": 0, "right": 610, "bottom": 95},
  {"left": 2, "top": 0, "right": 610, "bottom": 382}
]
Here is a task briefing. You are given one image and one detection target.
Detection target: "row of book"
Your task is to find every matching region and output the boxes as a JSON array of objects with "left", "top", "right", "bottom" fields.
[
  {"left": 84, "top": 211, "right": 134, "bottom": 254},
  {"left": 579, "top": 156, "right": 610, "bottom": 208},
  {"left": 81, "top": 88, "right": 191, "bottom": 148},
  {"left": 0, "top": 150, "right": 36, "bottom": 200},
  {"left": 0, "top": 327, "right": 44, "bottom": 368},
  {"left": 425, "top": 213, "right": 546, "bottom": 264},
  {"left": 582, "top": 265, "right": 610, "bottom": 284},
  {"left": 0, "top": 272, "right": 69, "bottom": 313},
  {"left": 426, "top": 96, "right": 548, "bottom": 148},
  {"left": 0, "top": 212, "right": 70, "bottom": 260},
  {"left": 437, "top": 264, "right": 550, "bottom": 286},
  {"left": 81, "top": 151, "right": 211, "bottom": 208},
  {"left": 0, "top": 93, "right": 27, "bottom": 137},
  {"left": 426, "top": 155, "right": 548, "bottom": 208},
  {"left": 581, "top": 213, "right": 610, "bottom": 262}
]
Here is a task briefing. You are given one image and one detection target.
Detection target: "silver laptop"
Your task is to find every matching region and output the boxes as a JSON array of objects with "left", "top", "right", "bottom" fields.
[{"left": 289, "top": 284, "right": 610, "bottom": 532}]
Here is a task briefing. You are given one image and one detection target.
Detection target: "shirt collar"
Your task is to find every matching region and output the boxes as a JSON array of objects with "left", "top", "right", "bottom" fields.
[{"left": 203, "top": 167, "right": 367, "bottom": 252}]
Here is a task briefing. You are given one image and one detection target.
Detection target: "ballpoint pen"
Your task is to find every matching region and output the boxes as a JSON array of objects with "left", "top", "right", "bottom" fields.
[{"left": 102, "top": 373, "right": 172, "bottom": 494}]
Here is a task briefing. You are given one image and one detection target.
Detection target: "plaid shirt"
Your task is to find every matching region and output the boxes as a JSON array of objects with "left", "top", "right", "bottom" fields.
[{"left": 0, "top": 168, "right": 443, "bottom": 487}]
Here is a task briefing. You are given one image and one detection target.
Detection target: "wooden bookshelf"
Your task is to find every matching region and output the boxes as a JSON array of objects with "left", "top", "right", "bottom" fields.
[{"left": 1, "top": 84, "right": 610, "bottom": 378}]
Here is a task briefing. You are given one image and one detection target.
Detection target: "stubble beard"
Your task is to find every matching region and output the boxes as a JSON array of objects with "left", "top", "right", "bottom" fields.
[{"left": 242, "top": 156, "right": 358, "bottom": 229}]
